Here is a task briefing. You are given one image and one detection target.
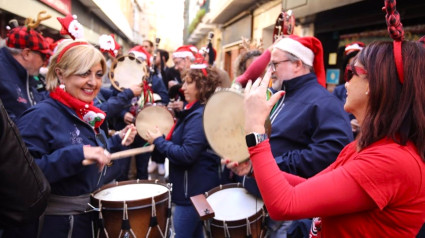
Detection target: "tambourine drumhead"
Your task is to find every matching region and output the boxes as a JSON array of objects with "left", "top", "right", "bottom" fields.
[
  {"left": 136, "top": 105, "right": 174, "bottom": 141},
  {"left": 93, "top": 183, "right": 168, "bottom": 202},
  {"left": 206, "top": 187, "right": 264, "bottom": 221},
  {"left": 109, "top": 55, "right": 148, "bottom": 91},
  {"left": 203, "top": 90, "right": 249, "bottom": 162}
]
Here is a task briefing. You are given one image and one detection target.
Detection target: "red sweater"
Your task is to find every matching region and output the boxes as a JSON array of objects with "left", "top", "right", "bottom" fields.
[{"left": 250, "top": 139, "right": 425, "bottom": 237}]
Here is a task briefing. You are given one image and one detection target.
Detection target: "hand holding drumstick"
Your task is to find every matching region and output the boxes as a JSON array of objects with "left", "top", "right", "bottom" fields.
[{"left": 119, "top": 124, "right": 137, "bottom": 146}]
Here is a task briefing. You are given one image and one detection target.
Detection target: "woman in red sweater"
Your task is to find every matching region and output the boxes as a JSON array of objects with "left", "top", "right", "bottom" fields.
[{"left": 241, "top": 40, "right": 425, "bottom": 237}]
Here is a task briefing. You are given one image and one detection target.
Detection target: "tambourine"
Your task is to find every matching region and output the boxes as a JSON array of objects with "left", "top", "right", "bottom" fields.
[
  {"left": 135, "top": 103, "right": 174, "bottom": 141},
  {"left": 273, "top": 10, "right": 295, "bottom": 42},
  {"left": 109, "top": 55, "right": 149, "bottom": 91},
  {"left": 203, "top": 89, "right": 271, "bottom": 163}
]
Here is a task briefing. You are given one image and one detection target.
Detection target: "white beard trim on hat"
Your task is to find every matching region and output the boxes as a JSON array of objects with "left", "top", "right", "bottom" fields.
[
  {"left": 274, "top": 38, "right": 314, "bottom": 67},
  {"left": 99, "top": 34, "right": 115, "bottom": 51},
  {"left": 68, "top": 19, "right": 84, "bottom": 40}
]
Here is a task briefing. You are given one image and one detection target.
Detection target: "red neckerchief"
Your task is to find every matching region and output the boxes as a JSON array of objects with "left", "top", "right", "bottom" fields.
[
  {"left": 50, "top": 87, "right": 106, "bottom": 130},
  {"left": 165, "top": 101, "right": 197, "bottom": 141}
]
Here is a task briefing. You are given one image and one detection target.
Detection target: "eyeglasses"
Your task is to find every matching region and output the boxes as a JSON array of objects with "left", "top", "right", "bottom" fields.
[
  {"left": 268, "top": 60, "right": 291, "bottom": 72},
  {"left": 345, "top": 64, "right": 367, "bottom": 82}
]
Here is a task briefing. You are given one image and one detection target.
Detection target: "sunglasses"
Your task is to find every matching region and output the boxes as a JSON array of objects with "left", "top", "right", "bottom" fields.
[{"left": 345, "top": 64, "right": 367, "bottom": 82}]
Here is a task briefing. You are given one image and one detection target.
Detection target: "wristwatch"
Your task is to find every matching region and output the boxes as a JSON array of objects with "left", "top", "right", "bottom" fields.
[{"left": 245, "top": 132, "right": 268, "bottom": 147}]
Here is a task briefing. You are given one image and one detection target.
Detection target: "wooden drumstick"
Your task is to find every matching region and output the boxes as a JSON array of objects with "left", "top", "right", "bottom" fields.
[
  {"left": 82, "top": 145, "right": 155, "bottom": 166},
  {"left": 121, "top": 128, "right": 132, "bottom": 146}
]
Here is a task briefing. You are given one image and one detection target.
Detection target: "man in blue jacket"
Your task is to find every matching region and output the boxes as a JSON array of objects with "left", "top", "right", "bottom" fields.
[
  {"left": 0, "top": 26, "right": 51, "bottom": 122},
  {"left": 230, "top": 35, "right": 353, "bottom": 237}
]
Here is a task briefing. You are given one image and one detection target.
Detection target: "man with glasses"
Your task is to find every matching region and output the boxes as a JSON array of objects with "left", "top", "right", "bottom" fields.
[
  {"left": 229, "top": 35, "right": 353, "bottom": 237},
  {"left": 0, "top": 26, "right": 51, "bottom": 122}
]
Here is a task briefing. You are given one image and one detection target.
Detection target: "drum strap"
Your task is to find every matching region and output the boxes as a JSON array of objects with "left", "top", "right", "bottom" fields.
[
  {"left": 45, "top": 193, "right": 90, "bottom": 215},
  {"left": 118, "top": 202, "right": 137, "bottom": 238}
]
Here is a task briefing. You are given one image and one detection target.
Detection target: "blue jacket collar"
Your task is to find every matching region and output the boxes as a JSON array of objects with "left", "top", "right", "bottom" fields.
[
  {"left": 1, "top": 47, "right": 27, "bottom": 81},
  {"left": 283, "top": 73, "right": 317, "bottom": 92}
]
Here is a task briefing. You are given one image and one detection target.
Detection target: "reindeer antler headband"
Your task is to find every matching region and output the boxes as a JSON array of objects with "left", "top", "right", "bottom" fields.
[{"left": 383, "top": 0, "right": 405, "bottom": 84}]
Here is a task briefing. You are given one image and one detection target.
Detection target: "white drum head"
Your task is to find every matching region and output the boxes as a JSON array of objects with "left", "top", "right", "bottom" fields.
[
  {"left": 136, "top": 106, "right": 174, "bottom": 141},
  {"left": 109, "top": 55, "right": 148, "bottom": 91},
  {"left": 203, "top": 90, "right": 249, "bottom": 162},
  {"left": 207, "top": 187, "right": 264, "bottom": 221},
  {"left": 94, "top": 183, "right": 168, "bottom": 201}
]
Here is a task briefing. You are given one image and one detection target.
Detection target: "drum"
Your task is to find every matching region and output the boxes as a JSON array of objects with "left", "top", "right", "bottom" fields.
[
  {"left": 91, "top": 180, "right": 171, "bottom": 238},
  {"left": 135, "top": 103, "right": 175, "bottom": 141},
  {"left": 204, "top": 183, "right": 266, "bottom": 238},
  {"left": 203, "top": 89, "right": 271, "bottom": 163},
  {"left": 109, "top": 55, "right": 149, "bottom": 91}
]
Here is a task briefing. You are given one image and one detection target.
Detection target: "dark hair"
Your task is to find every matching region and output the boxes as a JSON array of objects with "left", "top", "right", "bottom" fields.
[
  {"left": 357, "top": 41, "right": 425, "bottom": 160},
  {"left": 143, "top": 40, "right": 153, "bottom": 47},
  {"left": 235, "top": 50, "right": 262, "bottom": 77},
  {"left": 182, "top": 66, "right": 220, "bottom": 104},
  {"left": 158, "top": 49, "right": 169, "bottom": 62}
]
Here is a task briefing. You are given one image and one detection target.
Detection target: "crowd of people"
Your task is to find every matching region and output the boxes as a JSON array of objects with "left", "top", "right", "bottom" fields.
[{"left": 1, "top": 5, "right": 425, "bottom": 238}]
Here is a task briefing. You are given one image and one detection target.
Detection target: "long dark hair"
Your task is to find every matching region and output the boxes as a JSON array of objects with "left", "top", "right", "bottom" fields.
[{"left": 357, "top": 41, "right": 425, "bottom": 160}]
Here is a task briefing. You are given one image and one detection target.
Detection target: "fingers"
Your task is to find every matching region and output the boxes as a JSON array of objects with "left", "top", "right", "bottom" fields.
[
  {"left": 244, "top": 80, "right": 253, "bottom": 95},
  {"left": 267, "top": 91, "right": 285, "bottom": 108}
]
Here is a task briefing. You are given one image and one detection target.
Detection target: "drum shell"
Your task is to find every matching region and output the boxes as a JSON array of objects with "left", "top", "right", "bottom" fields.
[
  {"left": 205, "top": 183, "right": 266, "bottom": 238},
  {"left": 91, "top": 180, "right": 170, "bottom": 238}
]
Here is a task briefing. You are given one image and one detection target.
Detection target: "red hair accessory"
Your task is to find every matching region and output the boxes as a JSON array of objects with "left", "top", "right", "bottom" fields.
[
  {"left": 190, "top": 54, "right": 208, "bottom": 76},
  {"left": 99, "top": 34, "right": 120, "bottom": 58},
  {"left": 383, "top": 0, "right": 405, "bottom": 84},
  {"left": 57, "top": 15, "right": 84, "bottom": 40},
  {"left": 56, "top": 41, "right": 89, "bottom": 63}
]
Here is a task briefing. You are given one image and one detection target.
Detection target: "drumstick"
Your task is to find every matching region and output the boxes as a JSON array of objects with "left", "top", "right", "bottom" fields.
[
  {"left": 121, "top": 128, "right": 132, "bottom": 146},
  {"left": 82, "top": 145, "right": 155, "bottom": 166}
]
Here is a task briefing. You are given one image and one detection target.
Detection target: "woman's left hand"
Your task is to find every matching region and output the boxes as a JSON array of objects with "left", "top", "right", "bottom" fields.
[
  {"left": 244, "top": 68, "right": 284, "bottom": 134},
  {"left": 120, "top": 124, "right": 137, "bottom": 146},
  {"left": 146, "top": 127, "right": 162, "bottom": 144}
]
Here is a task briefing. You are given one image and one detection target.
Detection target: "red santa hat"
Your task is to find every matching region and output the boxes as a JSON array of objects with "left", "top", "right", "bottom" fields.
[
  {"left": 57, "top": 15, "right": 84, "bottom": 40},
  {"left": 274, "top": 35, "right": 326, "bottom": 87},
  {"left": 190, "top": 54, "right": 208, "bottom": 76},
  {"left": 344, "top": 41, "right": 365, "bottom": 55},
  {"left": 172, "top": 45, "right": 196, "bottom": 60},
  {"left": 129, "top": 45, "right": 152, "bottom": 66},
  {"left": 99, "top": 34, "right": 121, "bottom": 58}
]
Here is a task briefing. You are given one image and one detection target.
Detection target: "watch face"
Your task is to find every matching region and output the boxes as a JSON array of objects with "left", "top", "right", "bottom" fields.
[{"left": 245, "top": 133, "right": 257, "bottom": 147}]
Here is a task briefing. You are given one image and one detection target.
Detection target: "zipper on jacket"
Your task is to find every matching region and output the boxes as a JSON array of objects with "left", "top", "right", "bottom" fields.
[
  {"left": 26, "top": 73, "right": 35, "bottom": 106},
  {"left": 184, "top": 170, "right": 188, "bottom": 198}
]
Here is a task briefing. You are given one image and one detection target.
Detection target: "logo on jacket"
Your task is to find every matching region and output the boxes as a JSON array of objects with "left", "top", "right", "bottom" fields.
[
  {"left": 70, "top": 124, "right": 83, "bottom": 144},
  {"left": 16, "top": 87, "right": 28, "bottom": 104}
]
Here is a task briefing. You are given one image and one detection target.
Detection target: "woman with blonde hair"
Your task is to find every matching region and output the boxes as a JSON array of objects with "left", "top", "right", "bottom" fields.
[{"left": 16, "top": 39, "right": 137, "bottom": 237}]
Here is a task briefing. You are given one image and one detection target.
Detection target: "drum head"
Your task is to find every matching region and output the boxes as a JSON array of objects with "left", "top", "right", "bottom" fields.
[
  {"left": 93, "top": 183, "right": 168, "bottom": 202},
  {"left": 109, "top": 55, "right": 148, "bottom": 91},
  {"left": 203, "top": 90, "right": 249, "bottom": 162},
  {"left": 136, "top": 105, "right": 174, "bottom": 141},
  {"left": 207, "top": 187, "right": 264, "bottom": 221}
]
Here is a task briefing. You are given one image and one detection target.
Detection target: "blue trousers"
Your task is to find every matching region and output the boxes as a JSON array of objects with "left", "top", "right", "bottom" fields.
[{"left": 173, "top": 205, "right": 204, "bottom": 238}]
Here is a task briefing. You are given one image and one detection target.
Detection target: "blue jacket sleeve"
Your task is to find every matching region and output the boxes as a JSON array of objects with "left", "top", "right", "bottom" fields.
[
  {"left": 151, "top": 75, "right": 170, "bottom": 104},
  {"left": 153, "top": 112, "right": 206, "bottom": 166},
  {"left": 96, "top": 88, "right": 134, "bottom": 119},
  {"left": 274, "top": 96, "right": 353, "bottom": 178}
]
